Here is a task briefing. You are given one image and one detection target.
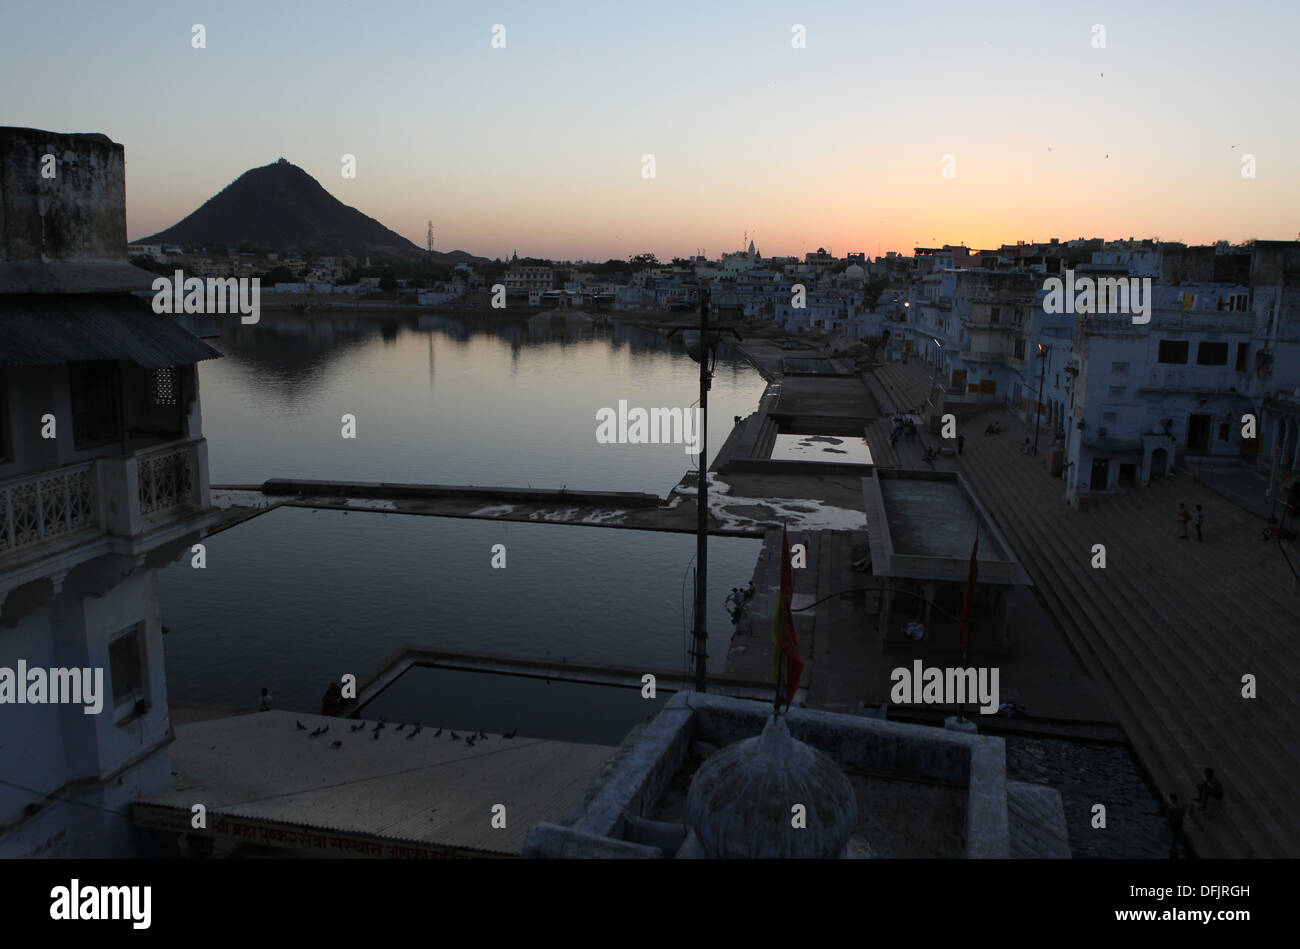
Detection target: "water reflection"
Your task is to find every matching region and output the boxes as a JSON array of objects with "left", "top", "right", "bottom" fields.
[{"left": 198, "top": 309, "right": 767, "bottom": 492}]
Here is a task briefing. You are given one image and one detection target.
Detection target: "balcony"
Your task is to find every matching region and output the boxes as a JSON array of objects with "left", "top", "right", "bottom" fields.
[
  {"left": 0, "top": 438, "right": 215, "bottom": 597},
  {"left": 0, "top": 462, "right": 98, "bottom": 558}
]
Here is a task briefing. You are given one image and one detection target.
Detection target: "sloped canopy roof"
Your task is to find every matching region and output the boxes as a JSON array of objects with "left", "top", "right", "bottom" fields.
[{"left": 0, "top": 294, "right": 223, "bottom": 368}]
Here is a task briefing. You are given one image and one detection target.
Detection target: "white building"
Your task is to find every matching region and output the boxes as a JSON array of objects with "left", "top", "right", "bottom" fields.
[
  {"left": 126, "top": 243, "right": 165, "bottom": 262},
  {"left": 0, "top": 127, "right": 222, "bottom": 858},
  {"left": 1065, "top": 286, "right": 1256, "bottom": 499}
]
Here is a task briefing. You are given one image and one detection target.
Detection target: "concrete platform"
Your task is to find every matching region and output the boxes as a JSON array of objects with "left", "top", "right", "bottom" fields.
[{"left": 135, "top": 711, "right": 614, "bottom": 857}]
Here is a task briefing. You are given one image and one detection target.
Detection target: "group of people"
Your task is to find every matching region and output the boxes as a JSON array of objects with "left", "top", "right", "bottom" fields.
[
  {"left": 889, "top": 414, "right": 917, "bottom": 448},
  {"left": 725, "top": 581, "right": 756, "bottom": 624},
  {"left": 1165, "top": 767, "right": 1224, "bottom": 858}
]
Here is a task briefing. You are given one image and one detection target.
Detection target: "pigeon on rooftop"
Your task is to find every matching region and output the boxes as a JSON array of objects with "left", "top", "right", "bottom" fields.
[
  {"left": 406, "top": 729, "right": 419, "bottom": 740},
  {"left": 330, "top": 740, "right": 342, "bottom": 749},
  {"left": 434, "top": 727, "right": 442, "bottom": 737},
  {"left": 466, "top": 736, "right": 476, "bottom": 747},
  {"left": 372, "top": 729, "right": 380, "bottom": 740},
  {"left": 450, "top": 731, "right": 460, "bottom": 740},
  {"left": 296, "top": 721, "right": 307, "bottom": 731},
  {"left": 503, "top": 728, "right": 518, "bottom": 739},
  {"left": 310, "top": 726, "right": 323, "bottom": 738},
  {"left": 319, "top": 725, "right": 328, "bottom": 735},
  {"left": 396, "top": 723, "right": 405, "bottom": 731},
  {"left": 477, "top": 731, "right": 488, "bottom": 740},
  {"left": 372, "top": 721, "right": 385, "bottom": 732},
  {"left": 350, "top": 721, "right": 365, "bottom": 732}
]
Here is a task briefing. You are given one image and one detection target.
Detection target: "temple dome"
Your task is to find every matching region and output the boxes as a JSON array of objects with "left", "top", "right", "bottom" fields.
[{"left": 686, "top": 714, "right": 858, "bottom": 858}]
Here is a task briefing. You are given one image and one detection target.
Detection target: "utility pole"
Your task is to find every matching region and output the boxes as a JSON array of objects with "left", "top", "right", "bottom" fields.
[
  {"left": 692, "top": 289, "right": 711, "bottom": 692},
  {"left": 664, "top": 291, "right": 740, "bottom": 693}
]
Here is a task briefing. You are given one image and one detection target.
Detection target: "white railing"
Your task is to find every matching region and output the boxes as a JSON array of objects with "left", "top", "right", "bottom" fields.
[
  {"left": 0, "top": 462, "right": 97, "bottom": 556},
  {"left": 137, "top": 441, "right": 199, "bottom": 518}
]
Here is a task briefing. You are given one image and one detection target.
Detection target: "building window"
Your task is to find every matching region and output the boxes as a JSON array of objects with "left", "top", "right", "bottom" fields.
[
  {"left": 990, "top": 306, "right": 1000, "bottom": 323},
  {"left": 152, "top": 368, "right": 178, "bottom": 407},
  {"left": 1197, "top": 342, "right": 1229, "bottom": 366},
  {"left": 1235, "top": 343, "right": 1249, "bottom": 372},
  {"left": 1157, "top": 340, "right": 1189, "bottom": 364},
  {"left": 1103, "top": 411, "right": 1118, "bottom": 423},
  {"left": 1014, "top": 338, "right": 1026, "bottom": 360},
  {"left": 109, "top": 623, "right": 148, "bottom": 722},
  {"left": 1112, "top": 361, "right": 1129, "bottom": 374},
  {"left": 69, "top": 361, "right": 122, "bottom": 450},
  {"left": 1219, "top": 422, "right": 1231, "bottom": 442},
  {"left": 1108, "top": 386, "right": 1127, "bottom": 397}
]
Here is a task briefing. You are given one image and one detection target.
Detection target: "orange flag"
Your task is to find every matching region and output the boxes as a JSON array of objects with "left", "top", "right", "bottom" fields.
[{"left": 771, "top": 526, "right": 803, "bottom": 709}]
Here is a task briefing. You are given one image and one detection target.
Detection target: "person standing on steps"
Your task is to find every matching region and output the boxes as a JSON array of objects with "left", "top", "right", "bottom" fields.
[
  {"left": 1196, "top": 767, "right": 1223, "bottom": 812},
  {"left": 1176, "top": 503, "right": 1190, "bottom": 539},
  {"left": 1193, "top": 504, "right": 1205, "bottom": 541}
]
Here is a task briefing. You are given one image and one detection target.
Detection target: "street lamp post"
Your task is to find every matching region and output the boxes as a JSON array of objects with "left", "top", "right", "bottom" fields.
[{"left": 1034, "top": 343, "right": 1051, "bottom": 456}]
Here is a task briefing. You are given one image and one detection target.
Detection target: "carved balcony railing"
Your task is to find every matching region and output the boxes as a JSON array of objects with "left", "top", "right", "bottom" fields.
[
  {"left": 0, "top": 461, "right": 98, "bottom": 557},
  {"left": 137, "top": 441, "right": 199, "bottom": 519}
]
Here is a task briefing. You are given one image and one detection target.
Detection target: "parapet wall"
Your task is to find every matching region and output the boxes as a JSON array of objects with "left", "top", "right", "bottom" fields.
[
  {"left": 0, "top": 127, "right": 128, "bottom": 264},
  {"left": 525, "top": 691, "right": 1018, "bottom": 858}
]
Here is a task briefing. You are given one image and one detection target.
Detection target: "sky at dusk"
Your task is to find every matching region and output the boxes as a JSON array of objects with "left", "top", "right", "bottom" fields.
[{"left": 2, "top": 0, "right": 1297, "bottom": 261}]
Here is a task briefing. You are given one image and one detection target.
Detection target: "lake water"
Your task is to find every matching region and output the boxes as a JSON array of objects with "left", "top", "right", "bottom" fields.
[
  {"left": 159, "top": 311, "right": 768, "bottom": 741},
  {"left": 195, "top": 312, "right": 767, "bottom": 492}
]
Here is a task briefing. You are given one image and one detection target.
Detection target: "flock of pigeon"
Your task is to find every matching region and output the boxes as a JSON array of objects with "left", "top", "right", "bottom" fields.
[{"left": 295, "top": 716, "right": 518, "bottom": 749}]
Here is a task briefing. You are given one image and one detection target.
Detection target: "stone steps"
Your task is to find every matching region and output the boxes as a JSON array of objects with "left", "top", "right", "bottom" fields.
[
  {"left": 1098, "top": 486, "right": 1300, "bottom": 674},
  {"left": 972, "top": 465, "right": 1297, "bottom": 855},
  {"left": 1106, "top": 485, "right": 1300, "bottom": 629},
  {"left": 861, "top": 372, "right": 897, "bottom": 416},
  {"left": 862, "top": 419, "right": 900, "bottom": 468},
  {"left": 955, "top": 456, "right": 1247, "bottom": 854},
  {"left": 877, "top": 361, "right": 935, "bottom": 415},
  {"left": 962, "top": 463, "right": 1278, "bottom": 857},
  {"left": 957, "top": 418, "right": 1296, "bottom": 856}
]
